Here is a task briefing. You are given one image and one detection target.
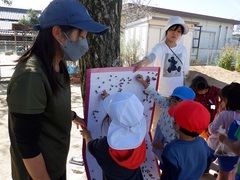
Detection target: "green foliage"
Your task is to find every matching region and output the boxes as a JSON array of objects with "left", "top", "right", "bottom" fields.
[
  {"left": 1, "top": 0, "right": 12, "bottom": 5},
  {"left": 235, "top": 49, "right": 240, "bottom": 72},
  {"left": 18, "top": 16, "right": 29, "bottom": 25},
  {"left": 120, "top": 39, "right": 143, "bottom": 66},
  {"left": 217, "top": 47, "right": 235, "bottom": 70},
  {"left": 18, "top": 9, "right": 39, "bottom": 25}
]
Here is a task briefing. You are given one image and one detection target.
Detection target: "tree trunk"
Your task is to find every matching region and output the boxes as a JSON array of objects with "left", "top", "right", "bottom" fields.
[{"left": 79, "top": 0, "right": 122, "bottom": 108}]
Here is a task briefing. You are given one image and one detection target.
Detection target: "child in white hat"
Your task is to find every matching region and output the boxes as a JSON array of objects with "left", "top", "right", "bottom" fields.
[
  {"left": 132, "top": 16, "right": 189, "bottom": 97},
  {"left": 80, "top": 91, "right": 147, "bottom": 179}
]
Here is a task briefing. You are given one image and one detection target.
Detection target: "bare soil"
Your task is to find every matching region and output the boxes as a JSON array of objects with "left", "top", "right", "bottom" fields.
[{"left": 1, "top": 66, "right": 240, "bottom": 179}]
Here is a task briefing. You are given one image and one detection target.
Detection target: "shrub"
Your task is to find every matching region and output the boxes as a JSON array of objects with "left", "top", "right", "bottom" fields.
[
  {"left": 217, "top": 47, "right": 235, "bottom": 70},
  {"left": 235, "top": 49, "right": 240, "bottom": 72},
  {"left": 120, "top": 39, "right": 144, "bottom": 66}
]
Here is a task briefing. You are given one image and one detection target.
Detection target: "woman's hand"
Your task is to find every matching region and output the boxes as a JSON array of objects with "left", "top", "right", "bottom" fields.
[
  {"left": 73, "top": 116, "right": 86, "bottom": 129},
  {"left": 132, "top": 59, "right": 148, "bottom": 72}
]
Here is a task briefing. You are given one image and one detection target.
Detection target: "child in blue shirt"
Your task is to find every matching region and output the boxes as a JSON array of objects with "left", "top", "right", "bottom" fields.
[{"left": 161, "top": 100, "right": 212, "bottom": 180}]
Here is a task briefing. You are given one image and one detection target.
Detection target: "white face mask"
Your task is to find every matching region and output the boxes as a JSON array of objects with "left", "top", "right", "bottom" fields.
[{"left": 60, "top": 32, "right": 89, "bottom": 61}]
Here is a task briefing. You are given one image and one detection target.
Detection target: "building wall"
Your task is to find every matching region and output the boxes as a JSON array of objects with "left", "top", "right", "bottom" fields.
[{"left": 124, "top": 14, "right": 239, "bottom": 65}]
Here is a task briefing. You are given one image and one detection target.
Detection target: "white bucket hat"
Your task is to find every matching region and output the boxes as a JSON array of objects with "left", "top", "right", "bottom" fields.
[
  {"left": 102, "top": 92, "right": 147, "bottom": 150},
  {"left": 164, "top": 16, "right": 189, "bottom": 35}
]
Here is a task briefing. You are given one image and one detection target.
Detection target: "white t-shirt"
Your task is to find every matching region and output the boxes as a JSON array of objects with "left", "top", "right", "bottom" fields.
[{"left": 147, "top": 42, "right": 189, "bottom": 97}]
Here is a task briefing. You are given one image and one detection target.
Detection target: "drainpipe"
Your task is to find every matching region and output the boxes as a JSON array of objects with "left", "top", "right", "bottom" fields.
[
  {"left": 146, "top": 22, "right": 149, "bottom": 55},
  {"left": 224, "top": 26, "right": 229, "bottom": 46},
  {"left": 217, "top": 25, "right": 222, "bottom": 49}
]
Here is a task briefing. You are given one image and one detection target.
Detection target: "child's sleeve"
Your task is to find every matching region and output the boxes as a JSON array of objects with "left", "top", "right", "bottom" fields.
[
  {"left": 144, "top": 85, "right": 166, "bottom": 107},
  {"left": 208, "top": 112, "right": 225, "bottom": 134},
  {"left": 145, "top": 43, "right": 161, "bottom": 65}
]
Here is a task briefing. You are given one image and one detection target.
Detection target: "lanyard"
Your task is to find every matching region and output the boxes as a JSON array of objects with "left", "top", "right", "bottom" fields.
[{"left": 168, "top": 46, "right": 183, "bottom": 65}]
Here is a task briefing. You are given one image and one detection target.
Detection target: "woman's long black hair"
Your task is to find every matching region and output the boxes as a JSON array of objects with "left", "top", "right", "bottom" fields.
[{"left": 16, "top": 25, "right": 74, "bottom": 95}]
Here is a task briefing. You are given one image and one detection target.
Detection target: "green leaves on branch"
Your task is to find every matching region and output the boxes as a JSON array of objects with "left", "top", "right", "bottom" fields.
[
  {"left": 18, "top": 9, "right": 39, "bottom": 25},
  {"left": 218, "top": 46, "right": 240, "bottom": 72},
  {"left": 2, "top": 0, "right": 12, "bottom": 5}
]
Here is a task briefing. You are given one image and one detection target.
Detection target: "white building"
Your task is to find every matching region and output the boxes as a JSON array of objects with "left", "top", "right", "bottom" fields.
[{"left": 123, "top": 4, "right": 240, "bottom": 65}]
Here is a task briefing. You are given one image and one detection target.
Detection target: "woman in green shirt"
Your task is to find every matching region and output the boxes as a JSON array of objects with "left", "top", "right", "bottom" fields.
[{"left": 7, "top": 0, "right": 108, "bottom": 179}]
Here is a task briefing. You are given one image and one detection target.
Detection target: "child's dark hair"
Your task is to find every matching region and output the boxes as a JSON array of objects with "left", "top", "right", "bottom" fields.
[
  {"left": 179, "top": 127, "right": 200, "bottom": 137},
  {"left": 221, "top": 82, "right": 240, "bottom": 111},
  {"left": 101, "top": 114, "right": 111, "bottom": 133},
  {"left": 167, "top": 24, "right": 184, "bottom": 35},
  {"left": 189, "top": 75, "right": 210, "bottom": 93}
]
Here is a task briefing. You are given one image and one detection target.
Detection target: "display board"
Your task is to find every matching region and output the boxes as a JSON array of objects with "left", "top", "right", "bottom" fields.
[{"left": 83, "top": 67, "right": 161, "bottom": 180}]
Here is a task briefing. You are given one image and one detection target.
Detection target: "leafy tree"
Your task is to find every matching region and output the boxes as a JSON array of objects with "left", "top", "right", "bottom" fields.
[
  {"left": 79, "top": 0, "right": 122, "bottom": 105},
  {"left": 1, "top": 0, "right": 12, "bottom": 5},
  {"left": 18, "top": 9, "right": 39, "bottom": 25},
  {"left": 122, "top": 0, "right": 152, "bottom": 26}
]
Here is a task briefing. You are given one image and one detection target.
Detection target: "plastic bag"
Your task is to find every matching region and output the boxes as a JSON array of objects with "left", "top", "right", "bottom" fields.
[{"left": 214, "top": 125, "right": 236, "bottom": 157}]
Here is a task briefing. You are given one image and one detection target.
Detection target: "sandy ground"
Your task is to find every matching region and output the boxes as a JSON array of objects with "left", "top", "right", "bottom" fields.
[{"left": 1, "top": 65, "right": 240, "bottom": 179}]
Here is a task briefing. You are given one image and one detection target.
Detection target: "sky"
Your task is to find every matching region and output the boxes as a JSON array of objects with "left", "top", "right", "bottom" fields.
[{"left": 1, "top": 0, "right": 240, "bottom": 20}]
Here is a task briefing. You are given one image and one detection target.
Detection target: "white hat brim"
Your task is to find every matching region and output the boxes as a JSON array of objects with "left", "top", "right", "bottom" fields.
[{"left": 107, "top": 116, "right": 147, "bottom": 150}]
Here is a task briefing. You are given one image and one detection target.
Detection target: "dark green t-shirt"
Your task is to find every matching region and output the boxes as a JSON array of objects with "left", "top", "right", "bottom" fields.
[{"left": 7, "top": 55, "right": 72, "bottom": 179}]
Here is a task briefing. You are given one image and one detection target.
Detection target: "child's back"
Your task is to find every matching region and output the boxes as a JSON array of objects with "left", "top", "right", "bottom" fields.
[
  {"left": 161, "top": 100, "right": 211, "bottom": 180},
  {"left": 162, "top": 137, "right": 210, "bottom": 179}
]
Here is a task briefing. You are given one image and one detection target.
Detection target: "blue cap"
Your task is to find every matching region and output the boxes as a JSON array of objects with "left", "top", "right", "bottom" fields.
[
  {"left": 171, "top": 86, "right": 195, "bottom": 100},
  {"left": 33, "top": 0, "right": 108, "bottom": 35}
]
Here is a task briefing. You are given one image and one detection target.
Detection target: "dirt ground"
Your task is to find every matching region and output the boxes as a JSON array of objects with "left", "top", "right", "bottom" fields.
[
  {"left": 1, "top": 65, "right": 240, "bottom": 179},
  {"left": 186, "top": 65, "right": 240, "bottom": 87}
]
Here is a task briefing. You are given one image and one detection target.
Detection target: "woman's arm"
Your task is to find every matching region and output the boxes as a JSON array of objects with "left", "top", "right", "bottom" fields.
[
  {"left": 23, "top": 154, "right": 50, "bottom": 180},
  {"left": 132, "top": 58, "right": 149, "bottom": 72},
  {"left": 13, "top": 113, "right": 50, "bottom": 179}
]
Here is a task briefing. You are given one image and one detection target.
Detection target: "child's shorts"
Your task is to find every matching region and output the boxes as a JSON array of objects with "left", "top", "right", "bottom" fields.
[{"left": 218, "top": 156, "right": 239, "bottom": 172}]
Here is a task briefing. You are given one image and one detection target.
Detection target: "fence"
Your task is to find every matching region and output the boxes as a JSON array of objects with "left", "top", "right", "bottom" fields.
[
  {"left": 191, "top": 48, "right": 222, "bottom": 65},
  {"left": 0, "top": 53, "right": 18, "bottom": 82},
  {"left": 0, "top": 41, "right": 230, "bottom": 82},
  {"left": 0, "top": 41, "right": 31, "bottom": 82},
  {"left": 0, "top": 40, "right": 32, "bottom": 55},
  {"left": 0, "top": 41, "right": 82, "bottom": 82}
]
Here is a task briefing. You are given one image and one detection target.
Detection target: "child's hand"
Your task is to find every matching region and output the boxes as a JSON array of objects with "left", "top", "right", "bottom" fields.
[
  {"left": 136, "top": 74, "right": 144, "bottom": 82},
  {"left": 136, "top": 74, "right": 149, "bottom": 88},
  {"left": 80, "top": 127, "right": 92, "bottom": 142},
  {"left": 152, "top": 139, "right": 164, "bottom": 150},
  {"left": 101, "top": 90, "right": 109, "bottom": 100},
  {"left": 218, "top": 133, "right": 228, "bottom": 144}
]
